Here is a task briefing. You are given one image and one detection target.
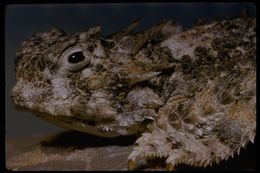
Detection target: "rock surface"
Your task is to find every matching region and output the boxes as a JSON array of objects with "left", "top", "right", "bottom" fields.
[{"left": 6, "top": 131, "right": 256, "bottom": 171}]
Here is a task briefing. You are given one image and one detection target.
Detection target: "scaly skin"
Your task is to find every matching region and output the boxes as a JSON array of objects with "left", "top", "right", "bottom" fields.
[{"left": 11, "top": 15, "right": 255, "bottom": 170}]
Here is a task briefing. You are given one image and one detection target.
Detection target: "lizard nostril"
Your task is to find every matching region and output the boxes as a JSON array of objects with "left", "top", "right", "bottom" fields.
[
  {"left": 10, "top": 88, "right": 19, "bottom": 102},
  {"left": 11, "top": 92, "right": 21, "bottom": 105},
  {"left": 10, "top": 86, "right": 27, "bottom": 108}
]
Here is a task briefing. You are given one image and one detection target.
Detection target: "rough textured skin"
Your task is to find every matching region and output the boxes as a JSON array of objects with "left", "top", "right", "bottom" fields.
[{"left": 11, "top": 14, "right": 256, "bottom": 170}]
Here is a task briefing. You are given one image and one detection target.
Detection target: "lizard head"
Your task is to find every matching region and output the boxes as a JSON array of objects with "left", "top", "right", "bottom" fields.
[
  {"left": 11, "top": 20, "right": 179, "bottom": 137},
  {"left": 11, "top": 26, "right": 118, "bottom": 136}
]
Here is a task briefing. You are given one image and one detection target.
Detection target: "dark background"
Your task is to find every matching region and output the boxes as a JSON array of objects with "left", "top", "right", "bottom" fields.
[{"left": 5, "top": 3, "right": 256, "bottom": 140}]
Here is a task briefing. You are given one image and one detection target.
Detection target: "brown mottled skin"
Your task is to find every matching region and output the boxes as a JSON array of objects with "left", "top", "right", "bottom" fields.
[{"left": 11, "top": 15, "right": 255, "bottom": 170}]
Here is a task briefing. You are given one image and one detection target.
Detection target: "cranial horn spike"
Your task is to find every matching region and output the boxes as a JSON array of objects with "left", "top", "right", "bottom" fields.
[
  {"left": 80, "top": 26, "right": 101, "bottom": 40},
  {"left": 87, "top": 26, "right": 101, "bottom": 35},
  {"left": 107, "top": 17, "right": 141, "bottom": 40},
  {"left": 48, "top": 25, "right": 64, "bottom": 34}
]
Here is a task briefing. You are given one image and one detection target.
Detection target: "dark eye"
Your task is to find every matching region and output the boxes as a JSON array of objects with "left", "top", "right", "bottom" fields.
[{"left": 68, "top": 51, "right": 85, "bottom": 63}]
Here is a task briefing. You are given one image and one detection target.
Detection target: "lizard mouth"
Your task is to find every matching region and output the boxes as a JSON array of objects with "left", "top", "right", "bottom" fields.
[
  {"left": 12, "top": 102, "right": 30, "bottom": 112},
  {"left": 33, "top": 111, "right": 120, "bottom": 138},
  {"left": 11, "top": 96, "right": 120, "bottom": 137}
]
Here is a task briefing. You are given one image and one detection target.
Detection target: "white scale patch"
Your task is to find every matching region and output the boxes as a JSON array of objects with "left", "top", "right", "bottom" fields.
[
  {"left": 161, "top": 36, "right": 194, "bottom": 59},
  {"left": 51, "top": 76, "right": 72, "bottom": 99},
  {"left": 82, "top": 68, "right": 94, "bottom": 78}
]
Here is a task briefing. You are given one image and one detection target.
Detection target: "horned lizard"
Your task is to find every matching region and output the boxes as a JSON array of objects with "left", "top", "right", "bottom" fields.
[{"left": 11, "top": 14, "right": 256, "bottom": 170}]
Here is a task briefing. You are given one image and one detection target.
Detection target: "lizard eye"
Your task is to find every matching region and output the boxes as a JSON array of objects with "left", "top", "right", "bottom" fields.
[
  {"left": 68, "top": 51, "right": 85, "bottom": 63},
  {"left": 57, "top": 48, "right": 91, "bottom": 74}
]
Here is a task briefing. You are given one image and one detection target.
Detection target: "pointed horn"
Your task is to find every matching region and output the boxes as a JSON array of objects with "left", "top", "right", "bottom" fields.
[
  {"left": 79, "top": 26, "right": 101, "bottom": 41},
  {"left": 240, "top": 8, "right": 249, "bottom": 18},
  {"left": 249, "top": 132, "right": 255, "bottom": 143},
  {"left": 107, "top": 17, "right": 141, "bottom": 40},
  {"left": 129, "top": 19, "right": 172, "bottom": 54}
]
